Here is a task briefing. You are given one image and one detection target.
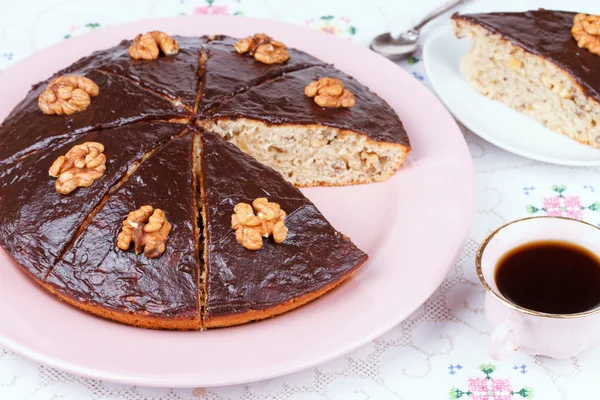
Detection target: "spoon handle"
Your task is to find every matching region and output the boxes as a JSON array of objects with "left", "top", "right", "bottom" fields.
[{"left": 411, "top": 0, "right": 467, "bottom": 32}]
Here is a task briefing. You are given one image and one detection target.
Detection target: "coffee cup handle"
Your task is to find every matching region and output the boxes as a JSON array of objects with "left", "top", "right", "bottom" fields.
[{"left": 490, "top": 319, "right": 521, "bottom": 360}]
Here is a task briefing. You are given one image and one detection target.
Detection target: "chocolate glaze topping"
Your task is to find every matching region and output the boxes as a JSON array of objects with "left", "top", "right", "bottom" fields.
[
  {"left": 200, "top": 130, "right": 368, "bottom": 319},
  {"left": 46, "top": 133, "right": 198, "bottom": 319},
  {"left": 0, "top": 121, "right": 185, "bottom": 281},
  {"left": 98, "top": 36, "right": 207, "bottom": 108},
  {"left": 59, "top": 36, "right": 206, "bottom": 108},
  {"left": 197, "top": 35, "right": 325, "bottom": 112},
  {"left": 0, "top": 70, "right": 189, "bottom": 170},
  {"left": 206, "top": 65, "right": 410, "bottom": 146},
  {"left": 453, "top": 10, "right": 600, "bottom": 103}
]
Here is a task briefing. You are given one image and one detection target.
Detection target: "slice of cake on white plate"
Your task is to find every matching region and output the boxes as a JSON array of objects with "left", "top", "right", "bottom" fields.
[{"left": 451, "top": 9, "right": 600, "bottom": 148}]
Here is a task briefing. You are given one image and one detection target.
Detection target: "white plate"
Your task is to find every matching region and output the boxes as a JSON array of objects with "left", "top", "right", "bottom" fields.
[{"left": 423, "top": 28, "right": 600, "bottom": 166}]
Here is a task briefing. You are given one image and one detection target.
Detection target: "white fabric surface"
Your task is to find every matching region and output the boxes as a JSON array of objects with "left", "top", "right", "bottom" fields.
[{"left": 1, "top": 0, "right": 599, "bottom": 398}]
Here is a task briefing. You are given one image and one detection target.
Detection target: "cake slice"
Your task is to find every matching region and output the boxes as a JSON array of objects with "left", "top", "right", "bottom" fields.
[
  {"left": 88, "top": 36, "right": 207, "bottom": 111},
  {"left": 197, "top": 35, "right": 325, "bottom": 112},
  {"left": 0, "top": 70, "right": 190, "bottom": 170},
  {"left": 44, "top": 133, "right": 200, "bottom": 330},
  {"left": 198, "top": 129, "right": 368, "bottom": 327},
  {"left": 200, "top": 65, "right": 410, "bottom": 187},
  {"left": 0, "top": 122, "right": 186, "bottom": 283},
  {"left": 452, "top": 10, "right": 600, "bottom": 148}
]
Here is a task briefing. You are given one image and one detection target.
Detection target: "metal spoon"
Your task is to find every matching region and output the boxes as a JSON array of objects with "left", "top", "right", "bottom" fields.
[{"left": 370, "top": 0, "right": 467, "bottom": 60}]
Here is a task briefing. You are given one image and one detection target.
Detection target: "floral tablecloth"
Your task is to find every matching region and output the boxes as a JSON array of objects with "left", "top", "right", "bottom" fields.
[{"left": 1, "top": 0, "right": 599, "bottom": 398}]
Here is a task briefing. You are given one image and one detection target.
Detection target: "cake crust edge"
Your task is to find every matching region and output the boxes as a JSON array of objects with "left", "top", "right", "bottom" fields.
[{"left": 204, "top": 257, "right": 366, "bottom": 328}]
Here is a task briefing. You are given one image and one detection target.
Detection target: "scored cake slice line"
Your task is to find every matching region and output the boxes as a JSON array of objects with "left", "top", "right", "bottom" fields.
[
  {"left": 44, "top": 132, "right": 201, "bottom": 330},
  {"left": 0, "top": 69, "right": 191, "bottom": 171},
  {"left": 63, "top": 35, "right": 207, "bottom": 112},
  {"left": 0, "top": 122, "right": 188, "bottom": 285},
  {"left": 198, "top": 129, "right": 368, "bottom": 328},
  {"left": 196, "top": 35, "right": 326, "bottom": 113}
]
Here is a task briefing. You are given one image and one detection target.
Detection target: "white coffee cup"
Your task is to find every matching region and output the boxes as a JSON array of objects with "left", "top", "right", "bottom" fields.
[{"left": 476, "top": 216, "right": 600, "bottom": 360}]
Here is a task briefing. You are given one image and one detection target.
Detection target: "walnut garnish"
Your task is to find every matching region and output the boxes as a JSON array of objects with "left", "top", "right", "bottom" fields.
[
  {"left": 48, "top": 142, "right": 106, "bottom": 195},
  {"left": 234, "top": 33, "right": 290, "bottom": 64},
  {"left": 231, "top": 198, "right": 288, "bottom": 250},
  {"left": 305, "top": 77, "right": 355, "bottom": 108},
  {"left": 128, "top": 31, "right": 180, "bottom": 60},
  {"left": 572, "top": 13, "right": 600, "bottom": 56},
  {"left": 38, "top": 75, "right": 99, "bottom": 115},
  {"left": 117, "top": 205, "right": 172, "bottom": 258}
]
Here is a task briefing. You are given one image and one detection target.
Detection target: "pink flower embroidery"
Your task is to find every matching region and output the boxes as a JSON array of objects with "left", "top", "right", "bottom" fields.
[
  {"left": 542, "top": 195, "right": 583, "bottom": 220},
  {"left": 320, "top": 26, "right": 340, "bottom": 35},
  {"left": 193, "top": 5, "right": 228, "bottom": 15},
  {"left": 449, "top": 364, "right": 533, "bottom": 399},
  {"left": 468, "top": 377, "right": 512, "bottom": 400}
]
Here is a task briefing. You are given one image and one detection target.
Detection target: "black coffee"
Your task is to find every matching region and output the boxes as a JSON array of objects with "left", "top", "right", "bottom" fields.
[{"left": 495, "top": 240, "right": 600, "bottom": 314}]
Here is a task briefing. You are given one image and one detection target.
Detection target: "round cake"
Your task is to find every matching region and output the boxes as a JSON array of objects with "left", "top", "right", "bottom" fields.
[{"left": 0, "top": 32, "right": 410, "bottom": 329}]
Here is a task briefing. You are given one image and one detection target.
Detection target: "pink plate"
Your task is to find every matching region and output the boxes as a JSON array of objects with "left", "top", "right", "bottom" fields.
[{"left": 0, "top": 16, "right": 474, "bottom": 387}]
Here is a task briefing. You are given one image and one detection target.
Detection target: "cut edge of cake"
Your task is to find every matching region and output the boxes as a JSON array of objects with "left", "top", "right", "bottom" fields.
[
  {"left": 194, "top": 131, "right": 208, "bottom": 330},
  {"left": 200, "top": 118, "right": 409, "bottom": 187},
  {"left": 451, "top": 12, "right": 600, "bottom": 148}
]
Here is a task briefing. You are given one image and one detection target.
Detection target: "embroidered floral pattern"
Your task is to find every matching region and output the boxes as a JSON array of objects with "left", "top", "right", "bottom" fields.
[
  {"left": 526, "top": 185, "right": 600, "bottom": 220},
  {"left": 193, "top": 0, "right": 230, "bottom": 15},
  {"left": 64, "top": 22, "right": 101, "bottom": 40},
  {"left": 513, "top": 364, "right": 528, "bottom": 374},
  {"left": 449, "top": 364, "right": 464, "bottom": 375},
  {"left": 305, "top": 15, "right": 357, "bottom": 39},
  {"left": 412, "top": 71, "right": 424, "bottom": 81},
  {"left": 449, "top": 365, "right": 534, "bottom": 400}
]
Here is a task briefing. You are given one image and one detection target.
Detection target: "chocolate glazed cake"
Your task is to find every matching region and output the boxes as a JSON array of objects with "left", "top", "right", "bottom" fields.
[
  {"left": 0, "top": 32, "right": 407, "bottom": 329},
  {"left": 452, "top": 10, "right": 600, "bottom": 148},
  {"left": 199, "top": 130, "right": 368, "bottom": 327}
]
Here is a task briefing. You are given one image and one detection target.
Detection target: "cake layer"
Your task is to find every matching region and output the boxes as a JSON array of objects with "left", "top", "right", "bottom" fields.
[
  {"left": 0, "top": 69, "right": 189, "bottom": 170},
  {"left": 197, "top": 35, "right": 325, "bottom": 112},
  {"left": 0, "top": 121, "right": 185, "bottom": 281},
  {"left": 202, "top": 118, "right": 408, "bottom": 187},
  {"left": 45, "top": 133, "right": 200, "bottom": 329},
  {"left": 452, "top": 10, "right": 600, "bottom": 104},
  {"left": 199, "top": 129, "right": 368, "bottom": 327}
]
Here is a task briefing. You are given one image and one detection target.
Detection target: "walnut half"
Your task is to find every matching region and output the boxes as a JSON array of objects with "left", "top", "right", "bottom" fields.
[
  {"left": 117, "top": 205, "right": 172, "bottom": 258},
  {"left": 572, "top": 13, "right": 600, "bottom": 56},
  {"left": 129, "top": 31, "right": 180, "bottom": 60},
  {"left": 38, "top": 75, "right": 99, "bottom": 115},
  {"left": 234, "top": 33, "right": 290, "bottom": 64},
  {"left": 231, "top": 198, "right": 288, "bottom": 250},
  {"left": 305, "top": 77, "right": 355, "bottom": 108},
  {"left": 48, "top": 142, "right": 106, "bottom": 195}
]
